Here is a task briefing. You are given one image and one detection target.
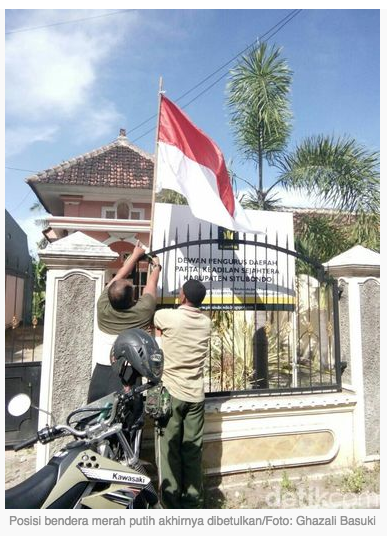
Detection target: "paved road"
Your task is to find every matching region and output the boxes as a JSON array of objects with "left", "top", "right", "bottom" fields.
[
  {"left": 5, "top": 447, "right": 379, "bottom": 509},
  {"left": 5, "top": 447, "right": 37, "bottom": 489}
]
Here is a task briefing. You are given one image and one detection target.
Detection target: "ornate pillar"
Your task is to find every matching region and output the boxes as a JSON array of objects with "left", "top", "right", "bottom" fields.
[
  {"left": 324, "top": 245, "right": 380, "bottom": 463},
  {"left": 36, "top": 232, "right": 118, "bottom": 467}
]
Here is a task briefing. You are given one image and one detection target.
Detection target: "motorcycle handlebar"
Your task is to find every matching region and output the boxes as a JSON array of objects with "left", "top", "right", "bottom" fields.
[
  {"left": 13, "top": 383, "right": 157, "bottom": 451},
  {"left": 13, "top": 422, "right": 89, "bottom": 452},
  {"left": 39, "top": 424, "right": 87, "bottom": 443}
]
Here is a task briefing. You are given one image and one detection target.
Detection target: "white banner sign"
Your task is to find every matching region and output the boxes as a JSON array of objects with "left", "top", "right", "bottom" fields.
[{"left": 152, "top": 203, "right": 295, "bottom": 309}]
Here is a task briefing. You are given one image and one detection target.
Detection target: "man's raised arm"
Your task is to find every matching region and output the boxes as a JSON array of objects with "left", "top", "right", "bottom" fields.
[
  {"left": 142, "top": 256, "right": 162, "bottom": 299},
  {"left": 107, "top": 241, "right": 146, "bottom": 288}
]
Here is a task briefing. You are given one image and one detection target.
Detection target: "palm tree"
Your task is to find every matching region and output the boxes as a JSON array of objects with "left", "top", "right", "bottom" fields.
[
  {"left": 276, "top": 135, "right": 380, "bottom": 254},
  {"left": 276, "top": 135, "right": 379, "bottom": 214},
  {"left": 227, "top": 42, "right": 380, "bottom": 255},
  {"left": 227, "top": 41, "right": 293, "bottom": 193}
]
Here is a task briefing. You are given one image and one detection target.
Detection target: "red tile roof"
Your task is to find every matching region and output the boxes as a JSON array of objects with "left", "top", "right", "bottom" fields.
[{"left": 27, "top": 132, "right": 154, "bottom": 190}]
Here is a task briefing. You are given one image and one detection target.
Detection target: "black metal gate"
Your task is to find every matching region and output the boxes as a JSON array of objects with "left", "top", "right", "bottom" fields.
[
  {"left": 5, "top": 362, "right": 42, "bottom": 447},
  {"left": 150, "top": 226, "right": 342, "bottom": 397},
  {"left": 5, "top": 269, "right": 44, "bottom": 446}
]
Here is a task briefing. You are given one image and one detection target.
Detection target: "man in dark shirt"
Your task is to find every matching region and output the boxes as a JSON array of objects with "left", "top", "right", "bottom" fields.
[{"left": 87, "top": 241, "right": 161, "bottom": 403}]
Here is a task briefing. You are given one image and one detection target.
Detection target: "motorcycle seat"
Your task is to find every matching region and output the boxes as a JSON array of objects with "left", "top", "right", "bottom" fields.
[{"left": 5, "top": 462, "right": 59, "bottom": 509}]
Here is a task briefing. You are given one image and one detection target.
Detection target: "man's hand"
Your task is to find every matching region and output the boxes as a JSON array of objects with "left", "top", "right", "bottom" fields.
[
  {"left": 129, "top": 241, "right": 147, "bottom": 261},
  {"left": 142, "top": 255, "right": 161, "bottom": 298},
  {"left": 108, "top": 240, "right": 147, "bottom": 287},
  {"left": 151, "top": 256, "right": 161, "bottom": 270}
]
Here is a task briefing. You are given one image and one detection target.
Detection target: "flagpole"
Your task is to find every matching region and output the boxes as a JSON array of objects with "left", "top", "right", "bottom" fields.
[{"left": 148, "top": 76, "right": 164, "bottom": 253}]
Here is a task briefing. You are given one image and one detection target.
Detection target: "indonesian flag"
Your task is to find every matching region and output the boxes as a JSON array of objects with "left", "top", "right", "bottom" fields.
[{"left": 156, "top": 96, "right": 264, "bottom": 234}]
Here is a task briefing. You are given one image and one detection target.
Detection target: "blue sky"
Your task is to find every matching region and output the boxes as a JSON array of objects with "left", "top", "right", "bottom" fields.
[{"left": 4, "top": 8, "right": 381, "bottom": 253}]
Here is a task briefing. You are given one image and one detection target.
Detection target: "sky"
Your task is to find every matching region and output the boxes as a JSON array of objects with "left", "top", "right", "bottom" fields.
[{"left": 3, "top": 6, "right": 381, "bottom": 254}]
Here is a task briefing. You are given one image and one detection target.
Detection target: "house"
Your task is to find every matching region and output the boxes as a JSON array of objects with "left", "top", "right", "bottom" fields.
[
  {"left": 5, "top": 210, "right": 33, "bottom": 329},
  {"left": 27, "top": 128, "right": 363, "bottom": 263},
  {"left": 26, "top": 129, "right": 154, "bottom": 285}
]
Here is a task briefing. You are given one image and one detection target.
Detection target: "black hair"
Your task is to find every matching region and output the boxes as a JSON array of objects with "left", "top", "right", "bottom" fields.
[
  {"left": 183, "top": 279, "right": 206, "bottom": 307},
  {"left": 108, "top": 280, "right": 134, "bottom": 310}
]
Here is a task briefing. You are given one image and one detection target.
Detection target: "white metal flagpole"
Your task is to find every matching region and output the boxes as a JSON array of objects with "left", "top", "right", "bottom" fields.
[{"left": 148, "top": 76, "right": 164, "bottom": 253}]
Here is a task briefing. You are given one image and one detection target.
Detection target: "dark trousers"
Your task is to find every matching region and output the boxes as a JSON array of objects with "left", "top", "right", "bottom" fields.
[{"left": 156, "top": 395, "right": 205, "bottom": 509}]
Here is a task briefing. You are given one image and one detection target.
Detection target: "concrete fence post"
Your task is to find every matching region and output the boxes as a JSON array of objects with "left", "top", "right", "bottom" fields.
[
  {"left": 36, "top": 232, "right": 118, "bottom": 468},
  {"left": 324, "top": 245, "right": 380, "bottom": 464}
]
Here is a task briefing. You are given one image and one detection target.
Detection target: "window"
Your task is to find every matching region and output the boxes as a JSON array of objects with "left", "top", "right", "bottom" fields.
[{"left": 102, "top": 201, "right": 145, "bottom": 220}]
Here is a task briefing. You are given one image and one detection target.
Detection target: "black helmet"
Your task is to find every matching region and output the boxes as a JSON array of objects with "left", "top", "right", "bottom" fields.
[{"left": 111, "top": 328, "right": 163, "bottom": 386}]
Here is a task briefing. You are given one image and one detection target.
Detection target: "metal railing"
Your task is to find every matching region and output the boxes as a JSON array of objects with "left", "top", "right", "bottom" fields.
[
  {"left": 150, "top": 226, "right": 342, "bottom": 397},
  {"left": 5, "top": 275, "right": 43, "bottom": 364}
]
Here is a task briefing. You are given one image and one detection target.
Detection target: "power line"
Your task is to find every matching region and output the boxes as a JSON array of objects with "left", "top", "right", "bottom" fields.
[
  {"left": 132, "top": 125, "right": 157, "bottom": 144},
  {"left": 7, "top": 10, "right": 303, "bottom": 166},
  {"left": 132, "top": 9, "right": 302, "bottom": 143},
  {"left": 175, "top": 9, "right": 301, "bottom": 105},
  {"left": 180, "top": 9, "right": 302, "bottom": 110},
  {"left": 5, "top": 166, "right": 39, "bottom": 173},
  {"left": 130, "top": 9, "right": 301, "bottom": 136},
  {"left": 8, "top": 190, "right": 33, "bottom": 213},
  {"left": 5, "top": 167, "right": 38, "bottom": 213},
  {"left": 5, "top": 9, "right": 133, "bottom": 35}
]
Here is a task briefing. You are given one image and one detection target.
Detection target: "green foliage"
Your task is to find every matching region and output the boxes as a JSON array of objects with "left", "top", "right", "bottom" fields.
[
  {"left": 227, "top": 42, "right": 292, "bottom": 189},
  {"left": 341, "top": 466, "right": 368, "bottom": 494},
  {"left": 209, "top": 311, "right": 256, "bottom": 391},
  {"left": 324, "top": 463, "right": 380, "bottom": 495},
  {"left": 295, "top": 212, "right": 379, "bottom": 273},
  {"left": 295, "top": 214, "right": 353, "bottom": 266},
  {"left": 280, "top": 471, "right": 296, "bottom": 494},
  {"left": 208, "top": 311, "right": 293, "bottom": 392},
  {"left": 155, "top": 188, "right": 188, "bottom": 205},
  {"left": 207, "top": 282, "right": 338, "bottom": 393},
  {"left": 30, "top": 201, "right": 49, "bottom": 251},
  {"left": 238, "top": 179, "right": 283, "bottom": 211},
  {"left": 351, "top": 211, "right": 380, "bottom": 252},
  {"left": 32, "top": 259, "right": 47, "bottom": 321},
  {"left": 275, "top": 135, "right": 380, "bottom": 214}
]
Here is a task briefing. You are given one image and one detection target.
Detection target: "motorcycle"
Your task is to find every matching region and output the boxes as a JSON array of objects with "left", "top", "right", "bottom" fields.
[{"left": 5, "top": 328, "right": 164, "bottom": 509}]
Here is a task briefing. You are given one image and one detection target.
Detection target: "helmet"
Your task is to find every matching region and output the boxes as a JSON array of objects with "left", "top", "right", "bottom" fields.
[{"left": 111, "top": 328, "right": 163, "bottom": 386}]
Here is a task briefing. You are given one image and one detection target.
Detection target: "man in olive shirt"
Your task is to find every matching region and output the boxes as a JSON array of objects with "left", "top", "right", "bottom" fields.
[
  {"left": 154, "top": 279, "right": 211, "bottom": 509},
  {"left": 87, "top": 241, "right": 161, "bottom": 403}
]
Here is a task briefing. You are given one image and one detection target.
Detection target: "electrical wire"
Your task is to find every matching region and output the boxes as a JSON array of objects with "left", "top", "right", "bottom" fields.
[
  {"left": 5, "top": 9, "right": 133, "bottom": 35},
  {"left": 5, "top": 166, "right": 39, "bottom": 173},
  {"left": 175, "top": 9, "right": 301, "bottom": 105},
  {"left": 8, "top": 190, "right": 33, "bottom": 213},
  {"left": 180, "top": 9, "right": 302, "bottom": 110},
  {"left": 131, "top": 9, "right": 302, "bottom": 143},
  {"left": 6, "top": 10, "right": 303, "bottom": 185}
]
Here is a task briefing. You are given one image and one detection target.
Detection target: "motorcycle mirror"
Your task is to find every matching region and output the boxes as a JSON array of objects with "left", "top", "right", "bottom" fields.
[{"left": 8, "top": 394, "right": 32, "bottom": 417}]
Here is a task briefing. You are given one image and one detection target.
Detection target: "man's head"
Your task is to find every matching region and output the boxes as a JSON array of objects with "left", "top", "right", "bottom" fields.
[
  {"left": 108, "top": 280, "right": 134, "bottom": 311},
  {"left": 181, "top": 280, "right": 207, "bottom": 307}
]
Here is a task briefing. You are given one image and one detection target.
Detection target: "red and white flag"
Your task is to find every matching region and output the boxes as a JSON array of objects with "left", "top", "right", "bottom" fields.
[{"left": 156, "top": 96, "right": 264, "bottom": 234}]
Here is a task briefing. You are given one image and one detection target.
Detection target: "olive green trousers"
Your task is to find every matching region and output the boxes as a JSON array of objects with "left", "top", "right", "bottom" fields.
[{"left": 156, "top": 395, "right": 205, "bottom": 509}]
